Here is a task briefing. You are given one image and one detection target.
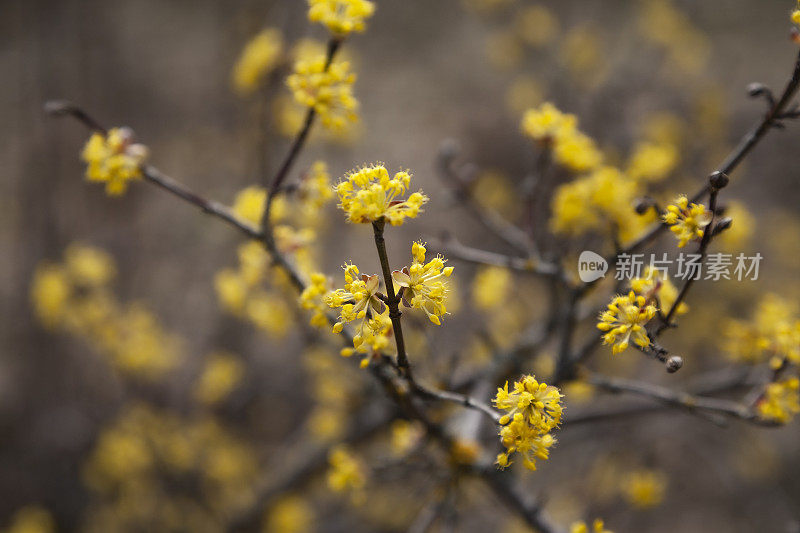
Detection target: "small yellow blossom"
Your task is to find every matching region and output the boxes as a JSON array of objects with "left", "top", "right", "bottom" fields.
[
  {"left": 300, "top": 272, "right": 332, "bottom": 328},
  {"left": 794, "top": 5, "right": 800, "bottom": 27},
  {"left": 621, "top": 469, "right": 667, "bottom": 509},
  {"left": 494, "top": 374, "right": 563, "bottom": 432},
  {"left": 30, "top": 265, "right": 71, "bottom": 328},
  {"left": 521, "top": 103, "right": 603, "bottom": 172},
  {"left": 550, "top": 166, "right": 645, "bottom": 242},
  {"left": 339, "top": 313, "right": 393, "bottom": 368},
  {"left": 391, "top": 241, "right": 453, "bottom": 325},
  {"left": 232, "top": 28, "right": 283, "bottom": 95},
  {"left": 231, "top": 186, "right": 266, "bottom": 227},
  {"left": 4, "top": 506, "right": 55, "bottom": 533},
  {"left": 663, "top": 195, "right": 711, "bottom": 248},
  {"left": 494, "top": 374, "right": 562, "bottom": 470},
  {"left": 724, "top": 294, "right": 800, "bottom": 366},
  {"left": 335, "top": 164, "right": 428, "bottom": 225},
  {"left": 472, "top": 266, "right": 511, "bottom": 311},
  {"left": 299, "top": 161, "right": 335, "bottom": 214},
  {"left": 287, "top": 56, "right": 358, "bottom": 130},
  {"left": 81, "top": 127, "right": 148, "bottom": 196},
  {"left": 193, "top": 352, "right": 244, "bottom": 405},
  {"left": 246, "top": 291, "right": 291, "bottom": 338},
  {"left": 64, "top": 244, "right": 116, "bottom": 287},
  {"left": 626, "top": 141, "right": 679, "bottom": 183},
  {"left": 214, "top": 269, "right": 249, "bottom": 314},
  {"left": 496, "top": 413, "right": 556, "bottom": 471},
  {"left": 521, "top": 102, "right": 576, "bottom": 143},
  {"left": 571, "top": 519, "right": 613, "bottom": 533},
  {"left": 630, "top": 266, "right": 688, "bottom": 316},
  {"left": 324, "top": 263, "right": 387, "bottom": 347},
  {"left": 327, "top": 445, "right": 367, "bottom": 505},
  {"left": 758, "top": 377, "right": 800, "bottom": 424},
  {"left": 308, "top": 0, "right": 375, "bottom": 36},
  {"left": 390, "top": 420, "right": 424, "bottom": 457},
  {"left": 515, "top": 5, "right": 559, "bottom": 48},
  {"left": 264, "top": 496, "right": 314, "bottom": 533},
  {"left": 597, "top": 292, "right": 658, "bottom": 354}
]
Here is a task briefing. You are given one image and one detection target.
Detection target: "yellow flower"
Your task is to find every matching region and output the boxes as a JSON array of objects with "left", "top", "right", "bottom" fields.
[
  {"left": 299, "top": 161, "right": 335, "bottom": 215},
  {"left": 81, "top": 127, "right": 148, "bottom": 196},
  {"left": 264, "top": 496, "right": 314, "bottom": 533},
  {"left": 758, "top": 377, "right": 800, "bottom": 424},
  {"left": 630, "top": 266, "right": 688, "bottom": 316},
  {"left": 571, "top": 519, "right": 613, "bottom": 533},
  {"left": 193, "top": 352, "right": 244, "bottom": 405},
  {"left": 232, "top": 28, "right": 283, "bottom": 95},
  {"left": 663, "top": 195, "right": 711, "bottom": 248},
  {"left": 724, "top": 294, "right": 800, "bottom": 366},
  {"left": 597, "top": 291, "right": 658, "bottom": 354},
  {"left": 308, "top": 0, "right": 375, "bottom": 36},
  {"left": 300, "top": 272, "right": 332, "bottom": 328},
  {"left": 324, "top": 263, "right": 387, "bottom": 347},
  {"left": 496, "top": 413, "right": 556, "bottom": 471},
  {"left": 626, "top": 141, "right": 679, "bottom": 183},
  {"left": 494, "top": 375, "right": 562, "bottom": 471},
  {"left": 389, "top": 420, "right": 424, "bottom": 457},
  {"left": 64, "top": 244, "right": 116, "bottom": 287},
  {"left": 794, "top": 6, "right": 800, "bottom": 27},
  {"left": 515, "top": 5, "right": 559, "bottom": 48},
  {"left": 335, "top": 164, "right": 428, "bottom": 225},
  {"left": 214, "top": 269, "right": 249, "bottom": 314},
  {"left": 554, "top": 130, "right": 604, "bottom": 172},
  {"left": 4, "top": 506, "right": 55, "bottom": 533},
  {"left": 287, "top": 56, "right": 358, "bottom": 130},
  {"left": 391, "top": 241, "right": 453, "bottom": 325},
  {"left": 340, "top": 313, "right": 393, "bottom": 368},
  {"left": 246, "top": 291, "right": 291, "bottom": 338},
  {"left": 520, "top": 102, "right": 576, "bottom": 142},
  {"left": 327, "top": 446, "right": 367, "bottom": 505},
  {"left": 621, "top": 469, "right": 667, "bottom": 509},
  {"left": 30, "top": 264, "right": 71, "bottom": 328},
  {"left": 494, "top": 374, "right": 563, "bottom": 432},
  {"left": 551, "top": 166, "right": 647, "bottom": 243},
  {"left": 471, "top": 266, "right": 511, "bottom": 311}
]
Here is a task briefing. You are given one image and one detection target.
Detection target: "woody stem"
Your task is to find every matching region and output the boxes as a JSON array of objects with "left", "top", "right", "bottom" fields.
[{"left": 372, "top": 219, "right": 411, "bottom": 377}]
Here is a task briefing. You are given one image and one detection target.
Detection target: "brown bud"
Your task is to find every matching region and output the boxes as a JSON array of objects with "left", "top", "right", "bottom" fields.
[
  {"left": 665, "top": 355, "right": 683, "bottom": 373},
  {"left": 709, "top": 171, "right": 729, "bottom": 190}
]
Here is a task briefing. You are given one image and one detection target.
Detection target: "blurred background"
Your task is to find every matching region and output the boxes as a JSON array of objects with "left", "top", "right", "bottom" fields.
[{"left": 2, "top": 0, "right": 800, "bottom": 531}]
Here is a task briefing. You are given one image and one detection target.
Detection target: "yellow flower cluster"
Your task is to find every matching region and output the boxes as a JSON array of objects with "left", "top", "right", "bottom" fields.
[
  {"left": 391, "top": 241, "right": 453, "bottom": 325},
  {"left": 299, "top": 272, "right": 332, "bottom": 328},
  {"left": 663, "top": 195, "right": 711, "bottom": 248},
  {"left": 626, "top": 141, "right": 679, "bottom": 183},
  {"left": 327, "top": 445, "right": 367, "bottom": 505},
  {"left": 471, "top": 265, "right": 511, "bottom": 311},
  {"left": 335, "top": 164, "right": 428, "bottom": 225},
  {"left": 30, "top": 244, "right": 181, "bottom": 379},
  {"left": 521, "top": 103, "right": 603, "bottom": 172},
  {"left": 308, "top": 0, "right": 375, "bottom": 36},
  {"left": 794, "top": 3, "right": 800, "bottom": 27},
  {"left": 83, "top": 404, "right": 258, "bottom": 530},
  {"left": 493, "top": 374, "right": 563, "bottom": 470},
  {"left": 724, "top": 293, "right": 800, "bottom": 366},
  {"left": 339, "top": 314, "right": 393, "bottom": 368},
  {"left": 757, "top": 377, "right": 800, "bottom": 424},
  {"left": 232, "top": 28, "right": 283, "bottom": 95},
  {"left": 214, "top": 241, "right": 292, "bottom": 338},
  {"left": 550, "top": 166, "right": 653, "bottom": 243},
  {"left": 298, "top": 161, "right": 335, "bottom": 222},
  {"left": 621, "top": 469, "right": 668, "bottom": 509},
  {"left": 630, "top": 266, "right": 688, "bottom": 317},
  {"left": 571, "top": 519, "right": 613, "bottom": 533},
  {"left": 193, "top": 352, "right": 244, "bottom": 406},
  {"left": 597, "top": 291, "right": 658, "bottom": 354},
  {"left": 288, "top": 56, "right": 358, "bottom": 130},
  {"left": 81, "top": 127, "right": 148, "bottom": 196},
  {"left": 324, "top": 263, "right": 386, "bottom": 346}
]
